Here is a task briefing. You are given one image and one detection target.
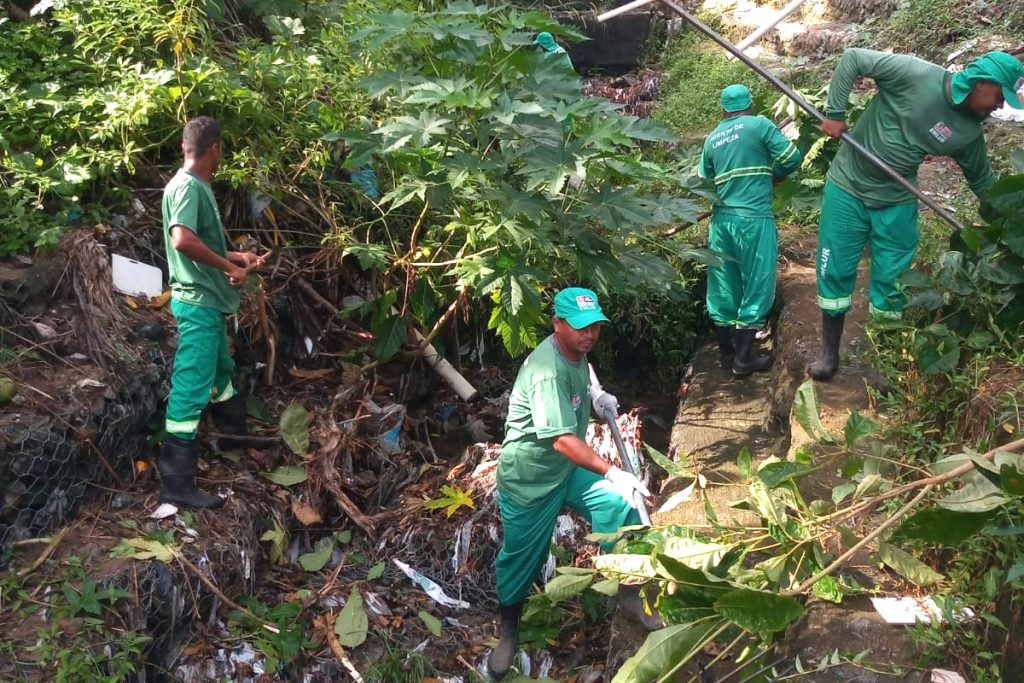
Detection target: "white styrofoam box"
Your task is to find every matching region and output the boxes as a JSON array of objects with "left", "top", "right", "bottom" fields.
[{"left": 111, "top": 254, "right": 163, "bottom": 298}]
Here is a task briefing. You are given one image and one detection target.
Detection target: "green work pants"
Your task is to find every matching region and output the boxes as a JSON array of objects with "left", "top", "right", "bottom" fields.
[
  {"left": 495, "top": 465, "right": 640, "bottom": 606},
  {"left": 165, "top": 299, "right": 236, "bottom": 439},
  {"left": 816, "top": 181, "right": 919, "bottom": 319},
  {"left": 706, "top": 212, "right": 778, "bottom": 328}
]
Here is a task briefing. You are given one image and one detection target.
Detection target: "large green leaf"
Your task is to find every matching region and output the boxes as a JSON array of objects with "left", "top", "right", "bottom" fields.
[
  {"left": 279, "top": 401, "right": 311, "bottom": 455},
  {"left": 748, "top": 479, "right": 787, "bottom": 526},
  {"left": 645, "top": 444, "right": 691, "bottom": 478},
  {"left": 299, "top": 537, "right": 334, "bottom": 572},
  {"left": 593, "top": 554, "right": 657, "bottom": 581},
  {"left": 714, "top": 589, "right": 804, "bottom": 632},
  {"left": 892, "top": 508, "right": 993, "bottom": 545},
  {"left": 793, "top": 379, "right": 837, "bottom": 444},
  {"left": 654, "top": 555, "right": 734, "bottom": 596},
  {"left": 611, "top": 621, "right": 723, "bottom": 683},
  {"left": 373, "top": 314, "right": 408, "bottom": 362},
  {"left": 843, "top": 410, "right": 880, "bottom": 447},
  {"left": 544, "top": 572, "right": 594, "bottom": 602},
  {"left": 757, "top": 461, "right": 812, "bottom": 489},
  {"left": 938, "top": 470, "right": 1011, "bottom": 512},
  {"left": 260, "top": 464, "right": 308, "bottom": 486},
  {"left": 877, "top": 542, "right": 944, "bottom": 586},
  {"left": 335, "top": 589, "right": 368, "bottom": 647}
]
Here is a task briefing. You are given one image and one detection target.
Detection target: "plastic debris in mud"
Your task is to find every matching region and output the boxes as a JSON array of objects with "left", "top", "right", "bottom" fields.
[{"left": 392, "top": 558, "right": 472, "bottom": 609}]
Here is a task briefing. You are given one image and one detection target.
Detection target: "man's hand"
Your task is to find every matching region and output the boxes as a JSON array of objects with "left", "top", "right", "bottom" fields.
[
  {"left": 820, "top": 119, "right": 849, "bottom": 139},
  {"left": 592, "top": 390, "right": 619, "bottom": 418},
  {"left": 227, "top": 263, "right": 254, "bottom": 286},
  {"left": 604, "top": 465, "right": 651, "bottom": 509},
  {"left": 229, "top": 251, "right": 266, "bottom": 270}
]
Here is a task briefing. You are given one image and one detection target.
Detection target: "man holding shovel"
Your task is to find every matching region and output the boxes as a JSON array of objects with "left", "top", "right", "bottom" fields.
[
  {"left": 699, "top": 83, "right": 803, "bottom": 375},
  {"left": 488, "top": 287, "right": 660, "bottom": 679},
  {"left": 810, "top": 49, "right": 1024, "bottom": 380},
  {"left": 160, "top": 116, "right": 264, "bottom": 509}
]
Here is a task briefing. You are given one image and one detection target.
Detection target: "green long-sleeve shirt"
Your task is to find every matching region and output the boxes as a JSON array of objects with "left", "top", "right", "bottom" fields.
[
  {"left": 698, "top": 114, "right": 803, "bottom": 218},
  {"left": 825, "top": 48, "right": 997, "bottom": 208}
]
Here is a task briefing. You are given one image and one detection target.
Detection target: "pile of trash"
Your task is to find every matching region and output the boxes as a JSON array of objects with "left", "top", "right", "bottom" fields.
[{"left": 583, "top": 70, "right": 662, "bottom": 118}]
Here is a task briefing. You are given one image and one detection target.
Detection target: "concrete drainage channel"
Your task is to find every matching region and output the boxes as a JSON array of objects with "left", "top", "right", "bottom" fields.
[{"left": 605, "top": 239, "right": 924, "bottom": 681}]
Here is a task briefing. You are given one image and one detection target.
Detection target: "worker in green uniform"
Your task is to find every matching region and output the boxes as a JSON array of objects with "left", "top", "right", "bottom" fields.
[
  {"left": 698, "top": 84, "right": 803, "bottom": 375},
  {"left": 161, "top": 116, "right": 264, "bottom": 509},
  {"left": 534, "top": 31, "right": 574, "bottom": 71},
  {"left": 810, "top": 49, "right": 1024, "bottom": 380},
  {"left": 488, "top": 287, "right": 661, "bottom": 678}
]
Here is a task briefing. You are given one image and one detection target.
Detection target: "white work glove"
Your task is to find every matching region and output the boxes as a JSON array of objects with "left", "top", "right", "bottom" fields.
[
  {"left": 604, "top": 465, "right": 651, "bottom": 509},
  {"left": 591, "top": 389, "right": 619, "bottom": 418}
]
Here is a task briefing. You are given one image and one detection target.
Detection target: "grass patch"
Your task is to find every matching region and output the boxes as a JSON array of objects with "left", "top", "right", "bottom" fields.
[
  {"left": 878, "top": 0, "right": 991, "bottom": 60},
  {"left": 655, "top": 32, "right": 776, "bottom": 137}
]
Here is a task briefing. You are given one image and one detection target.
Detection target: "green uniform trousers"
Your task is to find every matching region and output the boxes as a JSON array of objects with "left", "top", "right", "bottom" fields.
[
  {"left": 495, "top": 465, "right": 640, "bottom": 606},
  {"left": 816, "top": 181, "right": 918, "bottom": 319},
  {"left": 706, "top": 212, "right": 778, "bottom": 328},
  {"left": 166, "top": 299, "right": 236, "bottom": 439}
]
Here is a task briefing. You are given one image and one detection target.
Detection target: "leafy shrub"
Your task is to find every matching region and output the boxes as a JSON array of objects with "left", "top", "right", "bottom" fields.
[{"left": 335, "top": 2, "right": 709, "bottom": 358}]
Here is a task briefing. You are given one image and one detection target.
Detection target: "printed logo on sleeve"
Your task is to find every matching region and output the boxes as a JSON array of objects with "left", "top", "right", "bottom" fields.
[
  {"left": 928, "top": 122, "right": 953, "bottom": 143},
  {"left": 575, "top": 294, "right": 597, "bottom": 310},
  {"left": 572, "top": 394, "right": 582, "bottom": 409}
]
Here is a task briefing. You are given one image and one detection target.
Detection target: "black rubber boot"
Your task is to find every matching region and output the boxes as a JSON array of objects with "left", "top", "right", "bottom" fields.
[
  {"left": 487, "top": 602, "right": 523, "bottom": 679},
  {"left": 732, "top": 328, "right": 773, "bottom": 377},
  {"left": 618, "top": 584, "right": 664, "bottom": 631},
  {"left": 808, "top": 312, "right": 845, "bottom": 381},
  {"left": 209, "top": 393, "right": 248, "bottom": 451},
  {"left": 159, "top": 435, "right": 225, "bottom": 509},
  {"left": 714, "top": 326, "right": 735, "bottom": 370}
]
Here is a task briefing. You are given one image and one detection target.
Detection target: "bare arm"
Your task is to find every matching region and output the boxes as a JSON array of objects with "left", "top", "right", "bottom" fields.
[
  {"left": 170, "top": 226, "right": 252, "bottom": 284},
  {"left": 552, "top": 433, "right": 611, "bottom": 476}
]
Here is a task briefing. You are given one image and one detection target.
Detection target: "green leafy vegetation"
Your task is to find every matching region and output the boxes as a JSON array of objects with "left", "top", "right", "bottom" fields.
[{"left": 655, "top": 32, "right": 775, "bottom": 136}]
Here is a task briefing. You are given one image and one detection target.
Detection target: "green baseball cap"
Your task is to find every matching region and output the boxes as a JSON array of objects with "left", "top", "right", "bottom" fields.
[
  {"left": 534, "top": 32, "right": 558, "bottom": 53},
  {"left": 721, "top": 84, "right": 753, "bottom": 113},
  {"left": 554, "top": 287, "right": 609, "bottom": 330},
  {"left": 950, "top": 51, "right": 1024, "bottom": 109}
]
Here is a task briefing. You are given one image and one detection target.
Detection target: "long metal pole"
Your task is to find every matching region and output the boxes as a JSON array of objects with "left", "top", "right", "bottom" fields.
[
  {"left": 589, "top": 366, "right": 653, "bottom": 525},
  {"left": 601, "top": 0, "right": 966, "bottom": 231},
  {"left": 725, "top": 0, "right": 809, "bottom": 61}
]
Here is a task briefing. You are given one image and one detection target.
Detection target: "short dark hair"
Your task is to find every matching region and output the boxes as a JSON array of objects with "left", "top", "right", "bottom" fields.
[{"left": 182, "top": 117, "right": 222, "bottom": 157}]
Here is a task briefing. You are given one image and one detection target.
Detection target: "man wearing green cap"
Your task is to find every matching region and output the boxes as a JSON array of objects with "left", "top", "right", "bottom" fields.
[
  {"left": 810, "top": 49, "right": 1024, "bottom": 380},
  {"left": 487, "top": 287, "right": 659, "bottom": 678},
  {"left": 699, "top": 83, "right": 803, "bottom": 375},
  {"left": 534, "top": 30, "right": 579, "bottom": 98}
]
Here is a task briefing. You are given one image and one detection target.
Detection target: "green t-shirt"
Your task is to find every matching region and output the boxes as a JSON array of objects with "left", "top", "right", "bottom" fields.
[
  {"left": 162, "top": 169, "right": 239, "bottom": 314},
  {"left": 698, "top": 114, "right": 802, "bottom": 218},
  {"left": 825, "top": 48, "right": 996, "bottom": 208},
  {"left": 497, "top": 335, "right": 591, "bottom": 506}
]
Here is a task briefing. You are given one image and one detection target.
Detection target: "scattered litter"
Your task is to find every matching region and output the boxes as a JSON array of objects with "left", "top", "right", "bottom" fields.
[
  {"left": 150, "top": 502, "right": 179, "bottom": 520},
  {"left": 76, "top": 378, "right": 106, "bottom": 389},
  {"left": 111, "top": 254, "right": 163, "bottom": 298},
  {"left": 68, "top": 353, "right": 89, "bottom": 363},
  {"left": 363, "top": 591, "right": 392, "bottom": 617},
  {"left": 931, "top": 670, "right": 966, "bottom": 683},
  {"left": 304, "top": 336, "right": 314, "bottom": 356},
  {"left": 392, "top": 559, "right": 471, "bottom": 609},
  {"left": 229, "top": 642, "right": 265, "bottom": 675},
  {"left": 32, "top": 322, "right": 57, "bottom": 341},
  {"left": 870, "top": 596, "right": 974, "bottom": 624},
  {"left": 536, "top": 650, "right": 554, "bottom": 678},
  {"left": 450, "top": 519, "right": 473, "bottom": 574},
  {"left": 110, "top": 493, "right": 133, "bottom": 510}
]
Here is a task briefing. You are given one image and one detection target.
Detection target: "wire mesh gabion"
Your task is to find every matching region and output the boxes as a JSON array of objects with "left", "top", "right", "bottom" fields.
[{"left": 0, "top": 362, "right": 165, "bottom": 562}]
